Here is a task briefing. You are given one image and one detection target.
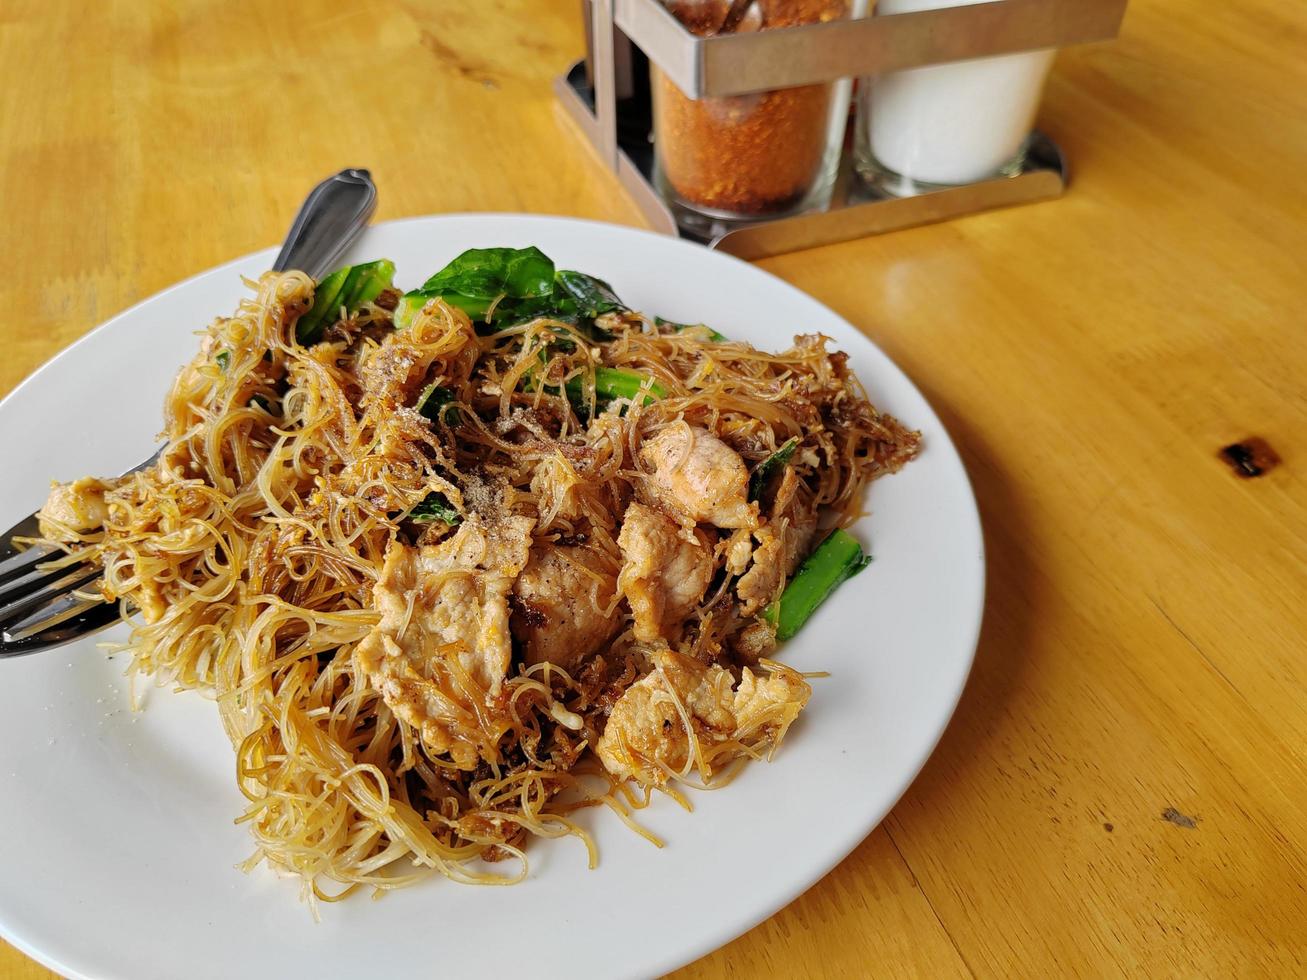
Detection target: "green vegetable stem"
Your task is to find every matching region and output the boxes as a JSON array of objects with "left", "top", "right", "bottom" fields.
[
  {"left": 747, "top": 436, "right": 799, "bottom": 502},
  {"left": 655, "top": 316, "right": 728, "bottom": 343},
  {"left": 764, "top": 528, "right": 871, "bottom": 641},
  {"left": 564, "top": 367, "right": 666, "bottom": 409}
]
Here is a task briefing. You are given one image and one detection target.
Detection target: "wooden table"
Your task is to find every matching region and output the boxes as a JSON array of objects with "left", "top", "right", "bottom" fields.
[{"left": 2, "top": 0, "right": 1304, "bottom": 976}]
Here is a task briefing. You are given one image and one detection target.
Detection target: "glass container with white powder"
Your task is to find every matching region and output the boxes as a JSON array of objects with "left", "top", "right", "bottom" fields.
[{"left": 855, "top": 0, "right": 1056, "bottom": 195}]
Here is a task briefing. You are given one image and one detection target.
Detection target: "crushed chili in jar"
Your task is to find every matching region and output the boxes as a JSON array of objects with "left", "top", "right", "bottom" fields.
[{"left": 654, "top": 0, "right": 851, "bottom": 216}]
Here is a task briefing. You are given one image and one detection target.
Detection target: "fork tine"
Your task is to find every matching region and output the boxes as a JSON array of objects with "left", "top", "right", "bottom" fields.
[
  {"left": 0, "top": 565, "right": 103, "bottom": 625},
  {"left": 0, "top": 556, "right": 88, "bottom": 604},
  {"left": 2, "top": 591, "right": 107, "bottom": 643},
  {"left": 0, "top": 448, "right": 160, "bottom": 655},
  {"left": 0, "top": 543, "right": 59, "bottom": 586},
  {"left": 0, "top": 597, "right": 122, "bottom": 656}
]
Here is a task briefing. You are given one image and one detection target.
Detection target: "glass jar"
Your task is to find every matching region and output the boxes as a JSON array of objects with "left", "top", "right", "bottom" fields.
[
  {"left": 855, "top": 0, "right": 1056, "bottom": 195},
  {"left": 652, "top": 0, "right": 859, "bottom": 238}
]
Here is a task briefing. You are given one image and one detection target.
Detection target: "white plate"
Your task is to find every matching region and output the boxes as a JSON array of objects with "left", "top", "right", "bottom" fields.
[{"left": 0, "top": 215, "right": 982, "bottom": 980}]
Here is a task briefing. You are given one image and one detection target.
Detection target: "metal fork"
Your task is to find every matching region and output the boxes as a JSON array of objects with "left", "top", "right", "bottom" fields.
[{"left": 0, "top": 167, "right": 378, "bottom": 657}]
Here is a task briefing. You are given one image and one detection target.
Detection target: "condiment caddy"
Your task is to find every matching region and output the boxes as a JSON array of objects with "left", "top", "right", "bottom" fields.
[{"left": 556, "top": 0, "right": 1127, "bottom": 258}]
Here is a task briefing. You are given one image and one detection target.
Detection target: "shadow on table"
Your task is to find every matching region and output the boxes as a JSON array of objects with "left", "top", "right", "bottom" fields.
[{"left": 891, "top": 376, "right": 1039, "bottom": 808}]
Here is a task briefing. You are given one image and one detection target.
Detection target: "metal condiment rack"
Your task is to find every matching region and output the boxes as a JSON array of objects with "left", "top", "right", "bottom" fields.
[{"left": 556, "top": 0, "right": 1127, "bottom": 258}]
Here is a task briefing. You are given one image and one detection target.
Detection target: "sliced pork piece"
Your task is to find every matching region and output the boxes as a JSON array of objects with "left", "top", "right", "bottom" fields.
[
  {"left": 511, "top": 542, "right": 621, "bottom": 671},
  {"left": 723, "top": 527, "right": 754, "bottom": 576},
  {"left": 732, "top": 619, "right": 779, "bottom": 663},
  {"left": 735, "top": 527, "right": 787, "bottom": 617},
  {"left": 38, "top": 477, "right": 112, "bottom": 540},
  {"left": 355, "top": 513, "right": 534, "bottom": 769},
  {"left": 737, "top": 467, "right": 817, "bottom": 615},
  {"left": 617, "top": 502, "right": 716, "bottom": 643},
  {"left": 638, "top": 425, "right": 757, "bottom": 529},
  {"left": 735, "top": 521, "right": 816, "bottom": 616},
  {"left": 596, "top": 646, "right": 810, "bottom": 786}
]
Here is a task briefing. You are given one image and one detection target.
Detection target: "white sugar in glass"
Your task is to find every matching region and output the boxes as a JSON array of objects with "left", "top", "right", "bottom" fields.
[{"left": 857, "top": 0, "right": 1055, "bottom": 189}]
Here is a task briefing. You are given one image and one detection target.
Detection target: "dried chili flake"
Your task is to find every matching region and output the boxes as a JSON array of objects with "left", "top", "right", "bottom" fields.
[{"left": 654, "top": 0, "right": 850, "bottom": 215}]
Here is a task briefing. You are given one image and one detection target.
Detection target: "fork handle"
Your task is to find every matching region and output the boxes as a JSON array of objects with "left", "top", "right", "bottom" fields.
[{"left": 272, "top": 168, "right": 377, "bottom": 280}]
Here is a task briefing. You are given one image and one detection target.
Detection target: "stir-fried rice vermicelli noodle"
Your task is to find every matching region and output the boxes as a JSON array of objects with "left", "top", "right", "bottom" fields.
[{"left": 32, "top": 250, "right": 920, "bottom": 905}]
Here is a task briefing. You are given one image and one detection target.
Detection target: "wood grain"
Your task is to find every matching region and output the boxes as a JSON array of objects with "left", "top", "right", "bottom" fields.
[{"left": 1, "top": 0, "right": 1304, "bottom": 976}]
